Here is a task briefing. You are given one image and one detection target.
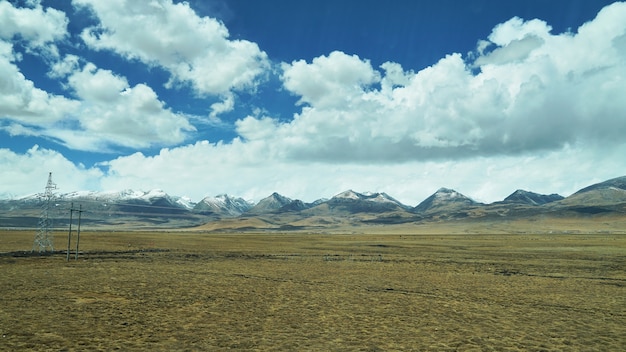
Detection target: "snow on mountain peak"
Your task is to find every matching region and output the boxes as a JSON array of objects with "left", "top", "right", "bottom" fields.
[
  {"left": 434, "top": 188, "right": 464, "bottom": 200},
  {"left": 367, "top": 192, "right": 398, "bottom": 204},
  {"left": 175, "top": 196, "right": 195, "bottom": 210},
  {"left": 196, "top": 194, "right": 253, "bottom": 215},
  {"left": 334, "top": 190, "right": 361, "bottom": 200},
  {"left": 142, "top": 189, "right": 168, "bottom": 199}
]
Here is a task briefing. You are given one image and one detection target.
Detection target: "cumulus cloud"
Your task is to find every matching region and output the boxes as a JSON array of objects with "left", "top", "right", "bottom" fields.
[
  {"left": 0, "top": 145, "right": 103, "bottom": 199},
  {"left": 0, "top": 41, "right": 79, "bottom": 125},
  {"left": 281, "top": 51, "right": 380, "bottom": 108},
  {"left": 1, "top": 2, "right": 198, "bottom": 152},
  {"left": 48, "top": 54, "right": 80, "bottom": 78},
  {"left": 2, "top": 56, "right": 196, "bottom": 151},
  {"left": 61, "top": 62, "right": 196, "bottom": 150},
  {"left": 0, "top": 0, "right": 67, "bottom": 57},
  {"left": 4, "top": 139, "right": 624, "bottom": 204},
  {"left": 0, "top": 2, "right": 76, "bottom": 125},
  {"left": 209, "top": 93, "right": 235, "bottom": 120},
  {"left": 74, "top": 0, "right": 269, "bottom": 96},
  {"left": 91, "top": 139, "right": 626, "bottom": 205},
  {"left": 242, "top": 2, "right": 626, "bottom": 163}
]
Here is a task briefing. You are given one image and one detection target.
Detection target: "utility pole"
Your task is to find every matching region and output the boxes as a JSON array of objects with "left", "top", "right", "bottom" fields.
[
  {"left": 67, "top": 202, "right": 73, "bottom": 262},
  {"left": 67, "top": 203, "right": 85, "bottom": 261},
  {"left": 33, "top": 172, "right": 57, "bottom": 253},
  {"left": 75, "top": 204, "right": 83, "bottom": 260}
]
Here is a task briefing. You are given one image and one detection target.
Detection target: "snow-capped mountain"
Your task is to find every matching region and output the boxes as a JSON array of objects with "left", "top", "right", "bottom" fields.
[
  {"left": 413, "top": 188, "right": 478, "bottom": 213},
  {"left": 320, "top": 190, "right": 410, "bottom": 214},
  {"left": 0, "top": 188, "right": 203, "bottom": 229},
  {"left": 194, "top": 194, "right": 253, "bottom": 216},
  {"left": 53, "top": 189, "right": 196, "bottom": 211},
  {"left": 333, "top": 190, "right": 363, "bottom": 200}
]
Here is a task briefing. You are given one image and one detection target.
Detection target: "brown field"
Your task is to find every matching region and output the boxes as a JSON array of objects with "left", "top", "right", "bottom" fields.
[{"left": 1, "top": 228, "right": 625, "bottom": 351}]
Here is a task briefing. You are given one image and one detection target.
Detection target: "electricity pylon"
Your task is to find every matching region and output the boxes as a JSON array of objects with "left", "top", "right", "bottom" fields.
[{"left": 33, "top": 172, "right": 57, "bottom": 252}]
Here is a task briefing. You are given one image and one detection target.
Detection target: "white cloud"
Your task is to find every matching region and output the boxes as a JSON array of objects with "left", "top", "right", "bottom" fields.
[
  {"left": 74, "top": 0, "right": 269, "bottom": 96},
  {"left": 62, "top": 62, "right": 196, "bottom": 150},
  {"left": 255, "top": 2, "right": 626, "bottom": 163},
  {"left": 68, "top": 62, "right": 129, "bottom": 102},
  {"left": 0, "top": 40, "right": 79, "bottom": 125},
  {"left": 1, "top": 2, "right": 199, "bottom": 151},
  {"left": 3, "top": 140, "right": 626, "bottom": 205},
  {"left": 0, "top": 1, "right": 67, "bottom": 57},
  {"left": 91, "top": 139, "right": 626, "bottom": 205},
  {"left": 486, "top": 17, "right": 552, "bottom": 46},
  {"left": 48, "top": 54, "right": 80, "bottom": 78},
  {"left": 474, "top": 35, "right": 544, "bottom": 66},
  {"left": 209, "top": 93, "right": 235, "bottom": 120},
  {"left": 1, "top": 56, "right": 196, "bottom": 151},
  {"left": 0, "top": 145, "right": 103, "bottom": 199},
  {"left": 281, "top": 51, "right": 380, "bottom": 108}
]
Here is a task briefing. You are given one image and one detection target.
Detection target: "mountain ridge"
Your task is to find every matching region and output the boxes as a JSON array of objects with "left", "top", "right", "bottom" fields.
[
  {"left": 503, "top": 190, "right": 564, "bottom": 206},
  {"left": 2, "top": 176, "right": 626, "bottom": 230}
]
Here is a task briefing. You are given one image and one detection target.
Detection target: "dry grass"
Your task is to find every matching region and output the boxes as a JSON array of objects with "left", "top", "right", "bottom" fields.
[{"left": 1, "top": 228, "right": 625, "bottom": 351}]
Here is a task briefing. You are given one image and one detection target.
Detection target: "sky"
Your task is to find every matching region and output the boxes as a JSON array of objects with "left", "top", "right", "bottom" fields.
[{"left": 1, "top": 0, "right": 625, "bottom": 205}]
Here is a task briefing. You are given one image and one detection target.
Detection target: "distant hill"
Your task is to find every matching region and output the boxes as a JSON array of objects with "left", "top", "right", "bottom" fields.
[
  {"left": 572, "top": 176, "right": 626, "bottom": 194},
  {"left": 550, "top": 176, "right": 626, "bottom": 214}
]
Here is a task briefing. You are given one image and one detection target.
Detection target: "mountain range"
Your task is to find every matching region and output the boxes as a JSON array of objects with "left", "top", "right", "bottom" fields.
[{"left": 1, "top": 176, "right": 626, "bottom": 231}]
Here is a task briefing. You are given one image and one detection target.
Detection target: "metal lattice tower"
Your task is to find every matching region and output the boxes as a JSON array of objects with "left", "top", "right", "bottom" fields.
[{"left": 33, "top": 172, "right": 57, "bottom": 252}]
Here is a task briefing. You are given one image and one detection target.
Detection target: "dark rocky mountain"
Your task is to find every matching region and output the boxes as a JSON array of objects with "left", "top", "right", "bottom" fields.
[
  {"left": 246, "top": 192, "right": 295, "bottom": 214},
  {"left": 550, "top": 176, "right": 626, "bottom": 214},
  {"left": 572, "top": 176, "right": 626, "bottom": 194},
  {"left": 413, "top": 188, "right": 478, "bottom": 214},
  {"left": 503, "top": 190, "right": 564, "bottom": 205},
  {"left": 278, "top": 199, "right": 310, "bottom": 212}
]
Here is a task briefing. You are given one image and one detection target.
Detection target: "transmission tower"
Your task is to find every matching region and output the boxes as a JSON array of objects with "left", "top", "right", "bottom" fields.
[{"left": 33, "top": 172, "right": 57, "bottom": 252}]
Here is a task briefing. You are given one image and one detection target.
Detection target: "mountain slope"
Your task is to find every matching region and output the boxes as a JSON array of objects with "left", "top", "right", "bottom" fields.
[
  {"left": 194, "top": 194, "right": 253, "bottom": 216},
  {"left": 572, "top": 176, "right": 626, "bottom": 194},
  {"left": 314, "top": 190, "right": 410, "bottom": 214},
  {"left": 413, "top": 188, "right": 478, "bottom": 214},
  {"left": 503, "top": 190, "right": 564, "bottom": 205},
  {"left": 246, "top": 193, "right": 295, "bottom": 214},
  {"left": 552, "top": 176, "right": 626, "bottom": 213}
]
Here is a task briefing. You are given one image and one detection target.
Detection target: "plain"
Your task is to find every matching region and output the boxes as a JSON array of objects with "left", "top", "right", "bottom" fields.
[{"left": 1, "top": 228, "right": 625, "bottom": 351}]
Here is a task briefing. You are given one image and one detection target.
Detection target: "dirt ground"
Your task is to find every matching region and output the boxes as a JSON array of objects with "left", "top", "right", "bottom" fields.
[{"left": 1, "top": 229, "right": 625, "bottom": 351}]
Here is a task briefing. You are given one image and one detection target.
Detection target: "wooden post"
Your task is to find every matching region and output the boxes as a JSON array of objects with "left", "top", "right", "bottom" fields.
[
  {"left": 67, "top": 202, "right": 73, "bottom": 262},
  {"left": 75, "top": 204, "right": 82, "bottom": 260}
]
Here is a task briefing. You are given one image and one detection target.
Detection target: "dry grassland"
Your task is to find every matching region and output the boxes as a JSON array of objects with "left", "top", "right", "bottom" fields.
[{"left": 1, "top": 229, "right": 625, "bottom": 351}]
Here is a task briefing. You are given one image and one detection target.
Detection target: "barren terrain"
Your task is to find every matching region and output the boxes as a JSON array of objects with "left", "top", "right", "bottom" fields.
[{"left": 1, "top": 228, "right": 625, "bottom": 351}]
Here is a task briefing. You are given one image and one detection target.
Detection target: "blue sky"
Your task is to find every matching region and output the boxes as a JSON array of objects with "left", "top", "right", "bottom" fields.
[{"left": 1, "top": 0, "right": 625, "bottom": 204}]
